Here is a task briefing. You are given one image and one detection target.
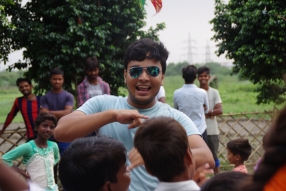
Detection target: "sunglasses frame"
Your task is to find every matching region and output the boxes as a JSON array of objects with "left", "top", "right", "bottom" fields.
[{"left": 129, "top": 66, "right": 161, "bottom": 79}]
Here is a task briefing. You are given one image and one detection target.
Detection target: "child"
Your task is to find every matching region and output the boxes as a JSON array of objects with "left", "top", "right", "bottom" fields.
[
  {"left": 134, "top": 116, "right": 200, "bottom": 191},
  {"left": 59, "top": 136, "right": 130, "bottom": 191},
  {"left": 226, "top": 138, "right": 252, "bottom": 173},
  {"left": 1, "top": 113, "right": 60, "bottom": 191}
]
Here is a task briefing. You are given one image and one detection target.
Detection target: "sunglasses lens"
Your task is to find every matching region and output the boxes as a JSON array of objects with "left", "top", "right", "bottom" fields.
[
  {"left": 129, "top": 67, "right": 142, "bottom": 78},
  {"left": 147, "top": 66, "right": 160, "bottom": 77}
]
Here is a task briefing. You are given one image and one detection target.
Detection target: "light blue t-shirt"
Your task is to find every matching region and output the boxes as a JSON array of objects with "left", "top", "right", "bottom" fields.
[{"left": 78, "top": 95, "right": 200, "bottom": 191}]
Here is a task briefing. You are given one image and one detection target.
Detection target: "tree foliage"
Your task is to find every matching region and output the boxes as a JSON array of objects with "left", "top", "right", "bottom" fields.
[
  {"left": 211, "top": 0, "right": 286, "bottom": 104},
  {"left": 0, "top": 0, "right": 165, "bottom": 96}
]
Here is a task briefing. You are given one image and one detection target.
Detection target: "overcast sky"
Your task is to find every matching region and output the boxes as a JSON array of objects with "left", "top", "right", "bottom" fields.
[{"left": 0, "top": 0, "right": 230, "bottom": 71}]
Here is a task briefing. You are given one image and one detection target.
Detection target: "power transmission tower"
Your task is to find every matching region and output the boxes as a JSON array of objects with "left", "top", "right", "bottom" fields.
[
  {"left": 181, "top": 32, "right": 196, "bottom": 64},
  {"left": 205, "top": 40, "right": 211, "bottom": 63}
]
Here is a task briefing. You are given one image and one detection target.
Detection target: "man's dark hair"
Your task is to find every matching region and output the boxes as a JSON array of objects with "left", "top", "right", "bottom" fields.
[
  {"left": 227, "top": 138, "right": 252, "bottom": 161},
  {"left": 85, "top": 56, "right": 99, "bottom": 70},
  {"left": 50, "top": 67, "right": 64, "bottom": 78},
  {"left": 182, "top": 65, "right": 197, "bottom": 83},
  {"left": 134, "top": 117, "right": 190, "bottom": 182},
  {"left": 59, "top": 136, "right": 127, "bottom": 191},
  {"left": 16, "top": 78, "right": 32, "bottom": 86},
  {"left": 197, "top": 66, "right": 210, "bottom": 75},
  {"left": 124, "top": 38, "right": 169, "bottom": 74},
  {"left": 35, "top": 113, "right": 57, "bottom": 128}
]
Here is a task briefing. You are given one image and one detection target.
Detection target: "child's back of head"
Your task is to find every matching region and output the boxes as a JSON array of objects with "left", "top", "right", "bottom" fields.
[
  {"left": 134, "top": 116, "right": 195, "bottom": 182},
  {"left": 59, "top": 136, "right": 130, "bottom": 191}
]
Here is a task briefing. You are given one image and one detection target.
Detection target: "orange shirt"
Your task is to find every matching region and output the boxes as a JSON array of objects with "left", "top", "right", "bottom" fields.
[{"left": 264, "top": 164, "right": 286, "bottom": 191}]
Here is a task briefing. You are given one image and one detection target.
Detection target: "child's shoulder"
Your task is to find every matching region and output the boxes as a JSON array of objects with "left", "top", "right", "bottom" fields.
[{"left": 232, "top": 165, "right": 248, "bottom": 173}]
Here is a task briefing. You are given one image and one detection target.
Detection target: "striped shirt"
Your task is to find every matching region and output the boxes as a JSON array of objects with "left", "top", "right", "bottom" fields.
[
  {"left": 3, "top": 96, "right": 41, "bottom": 139},
  {"left": 77, "top": 76, "right": 110, "bottom": 107}
]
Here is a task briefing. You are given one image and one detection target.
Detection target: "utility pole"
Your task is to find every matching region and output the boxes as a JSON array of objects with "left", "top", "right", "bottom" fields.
[{"left": 181, "top": 32, "right": 196, "bottom": 64}]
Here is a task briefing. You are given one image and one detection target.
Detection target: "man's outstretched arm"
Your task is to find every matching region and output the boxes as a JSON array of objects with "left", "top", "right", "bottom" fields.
[
  {"left": 188, "top": 134, "right": 215, "bottom": 169},
  {"left": 54, "top": 110, "right": 148, "bottom": 142}
]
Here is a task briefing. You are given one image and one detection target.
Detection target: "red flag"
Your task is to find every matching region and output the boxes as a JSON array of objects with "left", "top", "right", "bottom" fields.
[{"left": 150, "top": 0, "right": 162, "bottom": 14}]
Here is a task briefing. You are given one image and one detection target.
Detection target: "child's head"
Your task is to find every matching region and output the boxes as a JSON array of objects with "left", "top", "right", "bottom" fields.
[
  {"left": 134, "top": 116, "right": 195, "bottom": 182},
  {"left": 201, "top": 171, "right": 250, "bottom": 191},
  {"left": 227, "top": 138, "right": 252, "bottom": 164},
  {"left": 59, "top": 136, "right": 130, "bottom": 191},
  {"left": 34, "top": 113, "right": 57, "bottom": 140}
]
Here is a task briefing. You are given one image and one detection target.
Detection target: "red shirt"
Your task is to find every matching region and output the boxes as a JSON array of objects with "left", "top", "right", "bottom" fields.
[{"left": 3, "top": 96, "right": 41, "bottom": 139}]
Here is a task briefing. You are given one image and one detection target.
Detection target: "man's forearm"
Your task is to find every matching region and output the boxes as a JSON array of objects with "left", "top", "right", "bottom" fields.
[
  {"left": 192, "top": 147, "right": 215, "bottom": 169},
  {"left": 54, "top": 110, "right": 117, "bottom": 142}
]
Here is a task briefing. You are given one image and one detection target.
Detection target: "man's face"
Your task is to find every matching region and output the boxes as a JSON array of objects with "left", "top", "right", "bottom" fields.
[
  {"left": 124, "top": 59, "right": 164, "bottom": 109},
  {"left": 50, "top": 74, "right": 64, "bottom": 90},
  {"left": 197, "top": 71, "right": 210, "bottom": 86},
  {"left": 86, "top": 68, "right": 99, "bottom": 81},
  {"left": 18, "top": 81, "right": 33, "bottom": 96}
]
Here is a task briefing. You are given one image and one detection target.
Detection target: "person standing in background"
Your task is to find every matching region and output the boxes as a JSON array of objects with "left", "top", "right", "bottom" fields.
[
  {"left": 156, "top": 86, "right": 166, "bottom": 103},
  {"left": 198, "top": 66, "right": 223, "bottom": 174},
  {"left": 0, "top": 78, "right": 41, "bottom": 141},
  {"left": 77, "top": 56, "right": 110, "bottom": 107},
  {"left": 40, "top": 67, "right": 74, "bottom": 155},
  {"left": 174, "top": 65, "right": 209, "bottom": 142}
]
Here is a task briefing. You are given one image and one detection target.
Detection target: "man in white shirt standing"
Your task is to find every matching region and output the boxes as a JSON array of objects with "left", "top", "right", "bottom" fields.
[{"left": 174, "top": 65, "right": 209, "bottom": 142}]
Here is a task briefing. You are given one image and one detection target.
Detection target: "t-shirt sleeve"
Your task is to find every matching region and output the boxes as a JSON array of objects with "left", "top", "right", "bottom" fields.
[
  {"left": 77, "top": 95, "right": 105, "bottom": 114},
  {"left": 65, "top": 92, "right": 74, "bottom": 107},
  {"left": 1, "top": 143, "right": 30, "bottom": 167},
  {"left": 156, "top": 86, "right": 165, "bottom": 100},
  {"left": 40, "top": 95, "right": 49, "bottom": 109},
  {"left": 174, "top": 110, "right": 200, "bottom": 136},
  {"left": 214, "top": 89, "right": 222, "bottom": 104},
  {"left": 52, "top": 142, "right": 60, "bottom": 165}
]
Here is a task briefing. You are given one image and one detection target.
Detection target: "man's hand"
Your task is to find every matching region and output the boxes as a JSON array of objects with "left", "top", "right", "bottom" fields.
[
  {"left": 115, "top": 110, "right": 149, "bottom": 129},
  {"left": 127, "top": 148, "right": 144, "bottom": 171},
  {"left": 40, "top": 106, "right": 49, "bottom": 114},
  {"left": 193, "top": 163, "right": 214, "bottom": 186}
]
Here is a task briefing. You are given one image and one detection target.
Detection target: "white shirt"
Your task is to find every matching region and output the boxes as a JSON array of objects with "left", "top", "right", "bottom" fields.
[
  {"left": 206, "top": 87, "right": 222, "bottom": 135},
  {"left": 156, "top": 86, "right": 166, "bottom": 100},
  {"left": 174, "top": 84, "right": 209, "bottom": 134},
  {"left": 155, "top": 180, "right": 200, "bottom": 191}
]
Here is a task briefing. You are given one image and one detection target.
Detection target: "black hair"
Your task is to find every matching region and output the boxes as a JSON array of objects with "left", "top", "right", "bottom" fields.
[
  {"left": 134, "top": 117, "right": 190, "bottom": 182},
  {"left": 201, "top": 171, "right": 250, "bottom": 191},
  {"left": 182, "top": 65, "right": 197, "bottom": 83},
  {"left": 85, "top": 56, "right": 99, "bottom": 70},
  {"left": 34, "top": 113, "right": 57, "bottom": 128},
  {"left": 50, "top": 67, "right": 64, "bottom": 78},
  {"left": 16, "top": 78, "right": 32, "bottom": 86},
  {"left": 227, "top": 138, "right": 252, "bottom": 162},
  {"left": 124, "top": 38, "right": 169, "bottom": 74},
  {"left": 59, "top": 136, "right": 127, "bottom": 191},
  {"left": 197, "top": 66, "right": 210, "bottom": 75}
]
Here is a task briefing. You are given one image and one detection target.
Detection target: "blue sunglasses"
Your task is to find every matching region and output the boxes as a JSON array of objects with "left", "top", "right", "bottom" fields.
[{"left": 129, "top": 66, "right": 161, "bottom": 79}]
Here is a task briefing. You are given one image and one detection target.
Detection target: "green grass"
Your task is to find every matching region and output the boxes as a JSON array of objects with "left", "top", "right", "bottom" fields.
[
  {"left": 0, "top": 88, "right": 23, "bottom": 123},
  {"left": 0, "top": 75, "right": 283, "bottom": 123},
  {"left": 164, "top": 75, "right": 282, "bottom": 113}
]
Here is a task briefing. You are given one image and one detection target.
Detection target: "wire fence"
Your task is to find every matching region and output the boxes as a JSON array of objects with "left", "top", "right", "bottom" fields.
[{"left": 0, "top": 107, "right": 280, "bottom": 173}]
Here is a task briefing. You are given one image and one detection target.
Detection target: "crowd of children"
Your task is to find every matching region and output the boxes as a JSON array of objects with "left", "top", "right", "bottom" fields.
[{"left": 1, "top": 38, "right": 285, "bottom": 191}]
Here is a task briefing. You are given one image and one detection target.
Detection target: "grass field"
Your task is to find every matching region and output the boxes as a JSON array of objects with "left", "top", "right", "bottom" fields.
[
  {"left": 163, "top": 75, "right": 282, "bottom": 113},
  {"left": 0, "top": 74, "right": 283, "bottom": 123}
]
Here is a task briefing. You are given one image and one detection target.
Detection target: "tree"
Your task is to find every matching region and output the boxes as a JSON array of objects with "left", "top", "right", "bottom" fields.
[
  {"left": 0, "top": 0, "right": 165, "bottom": 97},
  {"left": 211, "top": 0, "right": 286, "bottom": 104}
]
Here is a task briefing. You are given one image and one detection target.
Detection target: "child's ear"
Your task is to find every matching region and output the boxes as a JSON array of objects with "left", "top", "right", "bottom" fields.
[
  {"left": 101, "top": 181, "right": 112, "bottom": 191},
  {"left": 186, "top": 149, "right": 194, "bottom": 165}
]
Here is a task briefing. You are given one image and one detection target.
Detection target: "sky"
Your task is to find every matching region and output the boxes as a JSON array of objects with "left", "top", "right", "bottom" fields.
[{"left": 0, "top": 0, "right": 231, "bottom": 71}]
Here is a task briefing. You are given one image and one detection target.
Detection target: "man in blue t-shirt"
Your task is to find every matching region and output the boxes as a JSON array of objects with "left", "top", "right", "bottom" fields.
[
  {"left": 40, "top": 67, "right": 74, "bottom": 154},
  {"left": 54, "top": 39, "right": 214, "bottom": 191}
]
